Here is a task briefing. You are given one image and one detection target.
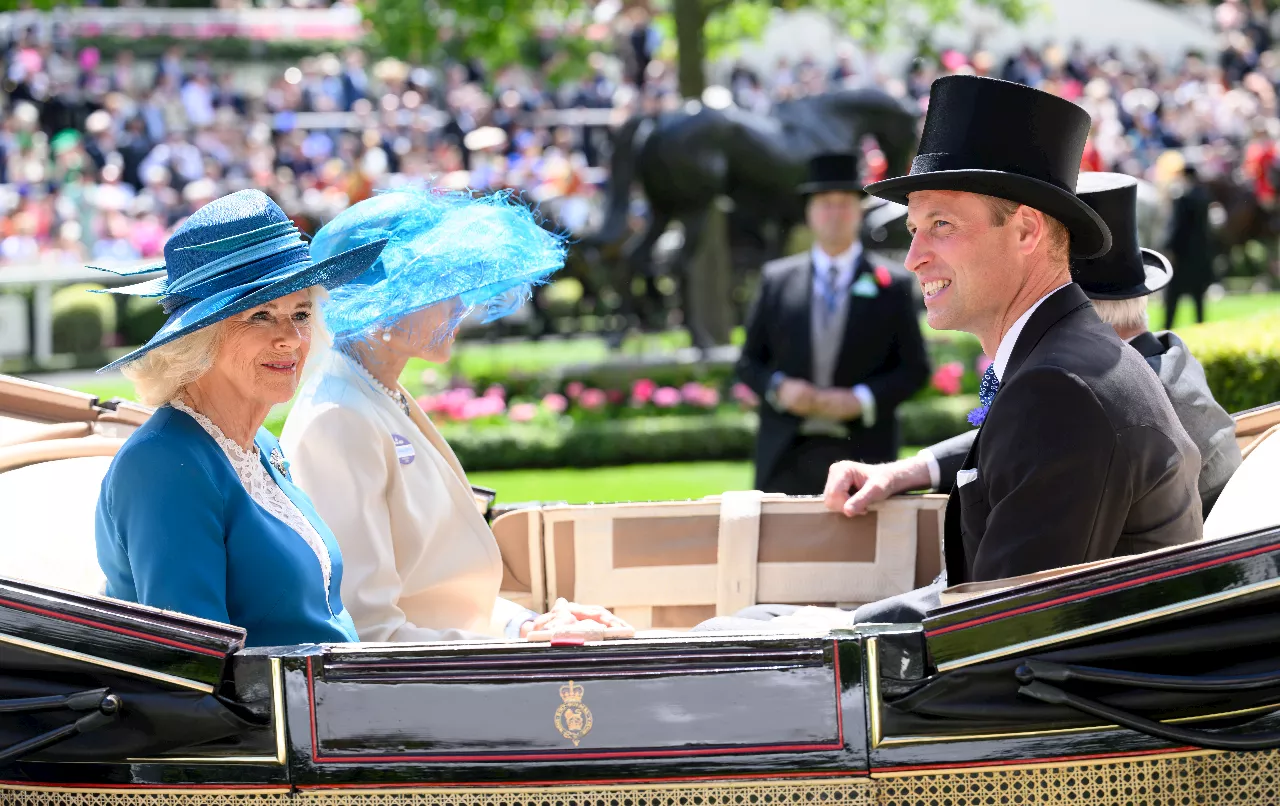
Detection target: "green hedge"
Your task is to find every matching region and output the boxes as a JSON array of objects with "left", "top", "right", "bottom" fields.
[
  {"left": 440, "top": 413, "right": 759, "bottom": 472},
  {"left": 898, "top": 395, "right": 980, "bottom": 446},
  {"left": 119, "top": 296, "right": 168, "bottom": 348},
  {"left": 1182, "top": 314, "right": 1280, "bottom": 414},
  {"left": 422, "top": 395, "right": 979, "bottom": 472},
  {"left": 51, "top": 283, "right": 115, "bottom": 358}
]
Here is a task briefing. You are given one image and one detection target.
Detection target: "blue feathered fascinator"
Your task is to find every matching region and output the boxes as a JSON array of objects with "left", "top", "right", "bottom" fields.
[{"left": 310, "top": 187, "right": 568, "bottom": 344}]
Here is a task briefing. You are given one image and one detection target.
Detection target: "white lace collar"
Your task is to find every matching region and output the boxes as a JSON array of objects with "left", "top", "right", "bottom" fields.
[{"left": 170, "top": 398, "right": 333, "bottom": 594}]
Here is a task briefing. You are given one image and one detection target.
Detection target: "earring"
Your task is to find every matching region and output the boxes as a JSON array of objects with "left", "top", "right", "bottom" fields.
[{"left": 381, "top": 330, "right": 392, "bottom": 343}]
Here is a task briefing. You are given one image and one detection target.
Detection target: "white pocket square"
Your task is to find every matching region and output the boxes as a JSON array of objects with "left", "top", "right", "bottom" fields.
[{"left": 956, "top": 469, "right": 979, "bottom": 488}]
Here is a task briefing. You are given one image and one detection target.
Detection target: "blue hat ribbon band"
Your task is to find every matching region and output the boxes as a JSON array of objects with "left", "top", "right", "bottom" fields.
[
  {"left": 166, "top": 232, "right": 307, "bottom": 295},
  {"left": 174, "top": 220, "right": 300, "bottom": 254}
]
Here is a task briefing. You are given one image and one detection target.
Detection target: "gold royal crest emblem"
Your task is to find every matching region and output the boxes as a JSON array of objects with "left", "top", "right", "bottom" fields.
[{"left": 554, "top": 681, "right": 593, "bottom": 746}]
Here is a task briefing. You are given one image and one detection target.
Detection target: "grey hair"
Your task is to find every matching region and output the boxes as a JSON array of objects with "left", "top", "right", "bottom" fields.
[
  {"left": 1092, "top": 296, "right": 1149, "bottom": 335},
  {"left": 121, "top": 287, "right": 328, "bottom": 407}
]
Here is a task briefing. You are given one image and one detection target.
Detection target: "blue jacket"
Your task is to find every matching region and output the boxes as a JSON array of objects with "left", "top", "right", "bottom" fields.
[{"left": 96, "top": 406, "right": 359, "bottom": 647}]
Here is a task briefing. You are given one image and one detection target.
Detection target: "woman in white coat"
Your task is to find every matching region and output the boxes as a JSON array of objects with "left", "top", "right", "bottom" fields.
[{"left": 281, "top": 189, "right": 626, "bottom": 641}]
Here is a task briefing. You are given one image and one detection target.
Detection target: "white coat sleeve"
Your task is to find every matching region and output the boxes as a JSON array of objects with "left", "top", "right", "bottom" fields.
[{"left": 287, "top": 404, "right": 491, "bottom": 644}]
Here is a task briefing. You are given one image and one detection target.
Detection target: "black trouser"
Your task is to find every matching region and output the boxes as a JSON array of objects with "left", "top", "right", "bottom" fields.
[
  {"left": 761, "top": 435, "right": 889, "bottom": 497},
  {"left": 1164, "top": 283, "right": 1206, "bottom": 329}
]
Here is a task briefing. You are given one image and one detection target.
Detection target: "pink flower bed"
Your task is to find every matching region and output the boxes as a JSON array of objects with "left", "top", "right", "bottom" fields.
[{"left": 416, "top": 377, "right": 739, "bottom": 425}]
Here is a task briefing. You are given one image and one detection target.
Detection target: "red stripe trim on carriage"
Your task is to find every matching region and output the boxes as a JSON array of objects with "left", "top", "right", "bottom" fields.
[
  {"left": 0, "top": 596, "right": 228, "bottom": 657},
  {"left": 925, "top": 540, "right": 1280, "bottom": 638},
  {"left": 306, "top": 653, "right": 845, "bottom": 763},
  {"left": 298, "top": 770, "right": 867, "bottom": 789},
  {"left": 873, "top": 745, "right": 1200, "bottom": 773}
]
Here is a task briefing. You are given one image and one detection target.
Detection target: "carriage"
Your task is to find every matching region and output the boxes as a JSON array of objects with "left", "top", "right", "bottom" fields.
[{"left": 2, "top": 372, "right": 1280, "bottom": 805}]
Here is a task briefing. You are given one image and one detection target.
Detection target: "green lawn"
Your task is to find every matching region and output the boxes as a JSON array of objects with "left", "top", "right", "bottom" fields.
[
  {"left": 471, "top": 447, "right": 925, "bottom": 505},
  {"left": 471, "top": 461, "right": 755, "bottom": 505}
]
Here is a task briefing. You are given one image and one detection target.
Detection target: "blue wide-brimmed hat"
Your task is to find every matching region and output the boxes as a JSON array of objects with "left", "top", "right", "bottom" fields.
[
  {"left": 309, "top": 187, "right": 568, "bottom": 344},
  {"left": 92, "top": 189, "right": 388, "bottom": 373}
]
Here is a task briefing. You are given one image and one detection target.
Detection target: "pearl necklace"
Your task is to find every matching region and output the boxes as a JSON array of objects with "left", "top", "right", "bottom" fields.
[{"left": 342, "top": 347, "right": 412, "bottom": 418}]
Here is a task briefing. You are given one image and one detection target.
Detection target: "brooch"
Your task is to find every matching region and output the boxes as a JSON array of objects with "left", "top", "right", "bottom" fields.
[{"left": 269, "top": 447, "right": 291, "bottom": 479}]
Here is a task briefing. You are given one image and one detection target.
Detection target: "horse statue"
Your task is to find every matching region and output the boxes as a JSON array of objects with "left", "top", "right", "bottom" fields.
[{"left": 589, "top": 88, "right": 921, "bottom": 347}]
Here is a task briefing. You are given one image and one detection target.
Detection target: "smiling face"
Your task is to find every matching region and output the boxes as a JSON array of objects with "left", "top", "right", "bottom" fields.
[
  {"left": 200, "top": 289, "right": 316, "bottom": 409},
  {"left": 904, "top": 190, "right": 1029, "bottom": 336}
]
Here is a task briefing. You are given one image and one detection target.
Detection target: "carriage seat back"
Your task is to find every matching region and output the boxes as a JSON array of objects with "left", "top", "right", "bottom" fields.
[
  {"left": 0, "top": 438, "right": 124, "bottom": 596},
  {"left": 491, "top": 493, "right": 948, "bottom": 629},
  {"left": 1204, "top": 425, "right": 1280, "bottom": 541}
]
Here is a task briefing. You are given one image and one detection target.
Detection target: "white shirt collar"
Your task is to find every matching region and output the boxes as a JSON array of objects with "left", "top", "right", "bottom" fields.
[
  {"left": 992, "top": 283, "right": 1071, "bottom": 380},
  {"left": 811, "top": 242, "right": 861, "bottom": 282}
]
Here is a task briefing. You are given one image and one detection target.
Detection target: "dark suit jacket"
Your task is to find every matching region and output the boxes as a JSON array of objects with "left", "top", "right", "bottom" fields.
[
  {"left": 737, "top": 251, "right": 930, "bottom": 488},
  {"left": 1165, "top": 184, "right": 1214, "bottom": 290},
  {"left": 928, "top": 284, "right": 1202, "bottom": 585},
  {"left": 932, "top": 328, "right": 1239, "bottom": 520}
]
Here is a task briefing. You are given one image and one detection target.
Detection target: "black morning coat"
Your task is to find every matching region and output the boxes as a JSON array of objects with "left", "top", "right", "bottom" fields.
[
  {"left": 736, "top": 251, "right": 931, "bottom": 490},
  {"left": 927, "top": 283, "right": 1203, "bottom": 585}
]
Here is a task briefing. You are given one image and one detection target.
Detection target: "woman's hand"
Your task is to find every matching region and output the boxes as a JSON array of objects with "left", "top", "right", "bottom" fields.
[{"left": 519, "top": 598, "right": 632, "bottom": 638}]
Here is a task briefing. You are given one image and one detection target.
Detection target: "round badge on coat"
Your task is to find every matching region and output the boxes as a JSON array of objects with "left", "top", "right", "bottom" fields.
[{"left": 392, "top": 434, "right": 415, "bottom": 465}]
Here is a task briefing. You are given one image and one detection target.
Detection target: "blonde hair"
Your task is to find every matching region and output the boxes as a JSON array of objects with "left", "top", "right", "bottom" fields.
[
  {"left": 1092, "top": 296, "right": 1149, "bottom": 336},
  {"left": 121, "top": 323, "right": 224, "bottom": 407},
  {"left": 982, "top": 195, "right": 1071, "bottom": 264},
  {"left": 121, "top": 287, "right": 328, "bottom": 407}
]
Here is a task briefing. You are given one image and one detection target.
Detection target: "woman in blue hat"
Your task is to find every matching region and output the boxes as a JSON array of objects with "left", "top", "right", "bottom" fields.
[
  {"left": 282, "top": 187, "right": 628, "bottom": 642},
  {"left": 93, "top": 189, "right": 388, "bottom": 647}
]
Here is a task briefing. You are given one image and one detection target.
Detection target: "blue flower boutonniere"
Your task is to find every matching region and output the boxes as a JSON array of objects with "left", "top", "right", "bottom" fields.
[{"left": 967, "top": 405, "right": 990, "bottom": 427}]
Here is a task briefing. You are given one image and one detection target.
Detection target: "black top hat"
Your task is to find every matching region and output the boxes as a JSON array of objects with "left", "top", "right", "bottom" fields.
[
  {"left": 798, "top": 153, "right": 863, "bottom": 196},
  {"left": 1071, "top": 172, "right": 1172, "bottom": 300},
  {"left": 864, "top": 75, "right": 1112, "bottom": 259}
]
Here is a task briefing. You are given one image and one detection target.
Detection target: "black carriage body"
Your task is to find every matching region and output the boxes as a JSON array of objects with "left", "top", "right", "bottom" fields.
[{"left": 3, "top": 528, "right": 1280, "bottom": 799}]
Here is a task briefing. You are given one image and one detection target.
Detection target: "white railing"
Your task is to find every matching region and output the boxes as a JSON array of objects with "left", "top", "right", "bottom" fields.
[
  {"left": 0, "top": 6, "right": 363, "bottom": 42},
  {"left": 0, "top": 262, "right": 161, "bottom": 364}
]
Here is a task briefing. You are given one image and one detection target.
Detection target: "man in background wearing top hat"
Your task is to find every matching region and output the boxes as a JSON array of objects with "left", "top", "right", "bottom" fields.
[
  {"left": 736, "top": 153, "right": 930, "bottom": 495},
  {"left": 909, "top": 172, "right": 1241, "bottom": 526},
  {"left": 820, "top": 77, "right": 1201, "bottom": 624}
]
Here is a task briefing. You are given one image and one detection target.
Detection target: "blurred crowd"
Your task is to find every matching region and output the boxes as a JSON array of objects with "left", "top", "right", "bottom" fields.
[{"left": 3, "top": 0, "right": 1280, "bottom": 267}]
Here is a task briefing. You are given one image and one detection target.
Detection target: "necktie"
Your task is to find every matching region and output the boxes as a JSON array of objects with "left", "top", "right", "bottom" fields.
[
  {"left": 978, "top": 364, "right": 1001, "bottom": 408},
  {"left": 820, "top": 264, "right": 840, "bottom": 324}
]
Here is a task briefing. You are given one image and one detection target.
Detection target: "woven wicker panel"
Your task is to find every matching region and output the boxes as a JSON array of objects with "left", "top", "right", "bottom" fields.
[
  {"left": 291, "top": 781, "right": 878, "bottom": 805},
  {"left": 4, "top": 751, "right": 1278, "bottom": 805},
  {"left": 876, "top": 750, "right": 1280, "bottom": 806},
  {"left": 0, "top": 781, "right": 877, "bottom": 806}
]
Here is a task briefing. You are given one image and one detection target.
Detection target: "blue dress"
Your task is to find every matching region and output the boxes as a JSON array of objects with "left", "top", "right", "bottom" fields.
[{"left": 95, "top": 405, "right": 359, "bottom": 647}]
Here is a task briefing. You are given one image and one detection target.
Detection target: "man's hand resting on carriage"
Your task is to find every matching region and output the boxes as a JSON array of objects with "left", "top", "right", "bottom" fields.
[
  {"left": 519, "top": 598, "right": 631, "bottom": 639},
  {"left": 823, "top": 457, "right": 933, "bottom": 517}
]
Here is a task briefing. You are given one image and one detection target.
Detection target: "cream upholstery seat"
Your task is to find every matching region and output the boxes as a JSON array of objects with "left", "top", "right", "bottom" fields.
[
  {"left": 1204, "top": 427, "right": 1280, "bottom": 542},
  {"left": 0, "top": 453, "right": 115, "bottom": 595}
]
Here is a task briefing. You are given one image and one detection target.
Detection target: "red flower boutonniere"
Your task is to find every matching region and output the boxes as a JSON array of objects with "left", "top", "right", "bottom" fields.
[{"left": 874, "top": 265, "right": 892, "bottom": 289}]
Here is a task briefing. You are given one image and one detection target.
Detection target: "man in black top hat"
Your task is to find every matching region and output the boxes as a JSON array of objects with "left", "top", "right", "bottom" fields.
[
  {"left": 736, "top": 153, "right": 930, "bottom": 495},
  {"left": 907, "top": 172, "right": 1241, "bottom": 523},
  {"left": 1163, "top": 163, "right": 1215, "bottom": 328},
  {"left": 821, "top": 77, "right": 1201, "bottom": 620}
]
